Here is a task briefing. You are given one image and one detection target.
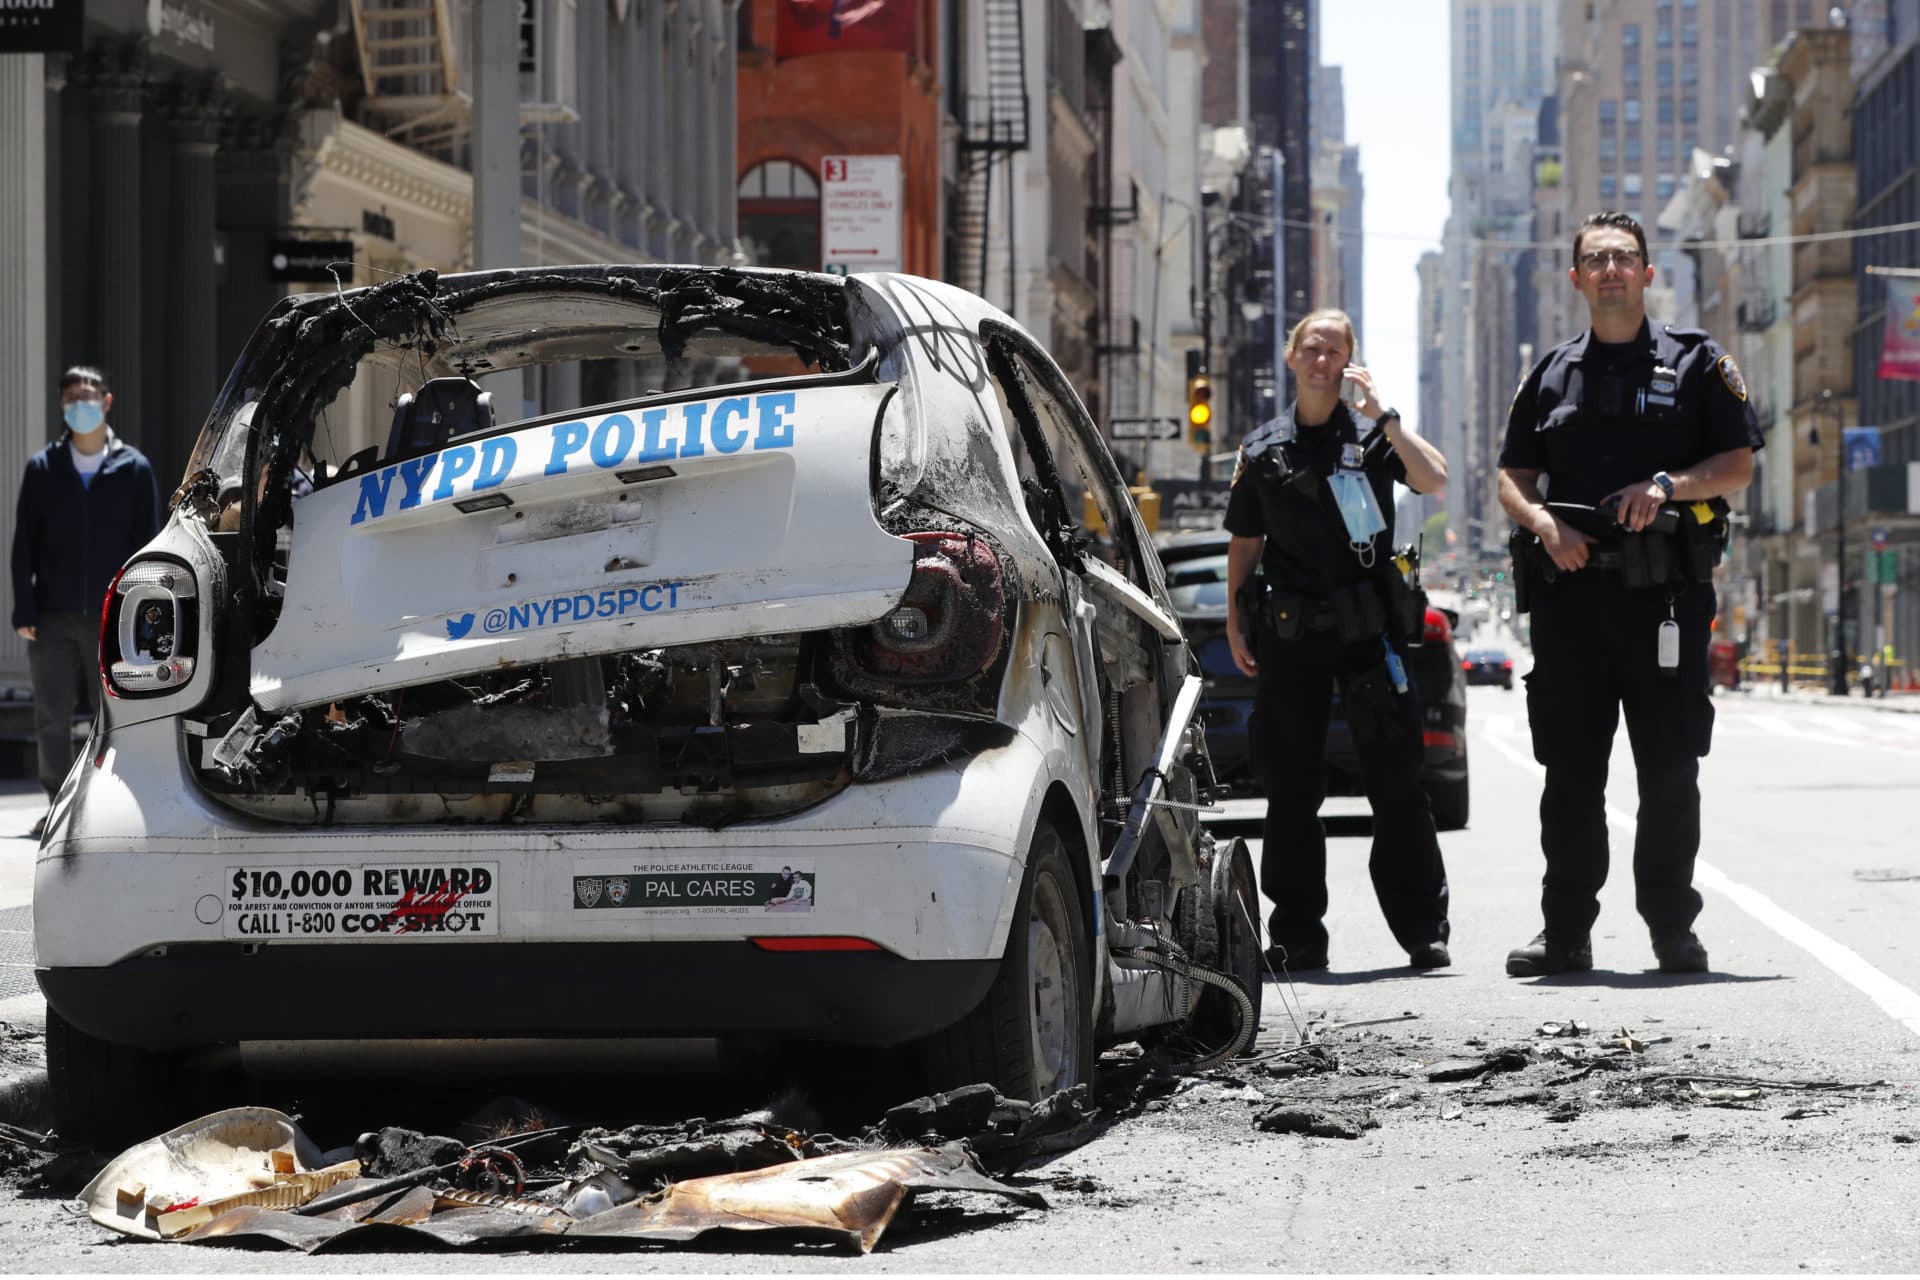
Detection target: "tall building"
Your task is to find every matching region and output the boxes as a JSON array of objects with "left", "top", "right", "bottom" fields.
[
  {"left": 1553, "top": 0, "right": 1834, "bottom": 240},
  {"left": 1850, "top": 0, "right": 1920, "bottom": 678},
  {"left": 1436, "top": 0, "right": 1557, "bottom": 561}
]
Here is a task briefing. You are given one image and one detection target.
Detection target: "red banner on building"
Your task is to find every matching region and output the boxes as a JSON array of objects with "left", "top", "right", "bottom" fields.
[
  {"left": 776, "top": 0, "right": 917, "bottom": 58},
  {"left": 1878, "top": 277, "right": 1920, "bottom": 382}
]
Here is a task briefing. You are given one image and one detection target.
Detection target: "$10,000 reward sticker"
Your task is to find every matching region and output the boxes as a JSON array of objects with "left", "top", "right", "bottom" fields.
[{"left": 223, "top": 864, "right": 498, "bottom": 940}]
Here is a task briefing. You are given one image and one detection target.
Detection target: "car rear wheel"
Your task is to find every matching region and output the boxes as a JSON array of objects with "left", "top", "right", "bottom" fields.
[
  {"left": 920, "top": 819, "right": 1091, "bottom": 1101},
  {"left": 46, "top": 1009, "right": 193, "bottom": 1148},
  {"left": 1184, "top": 837, "right": 1263, "bottom": 1055},
  {"left": 1429, "top": 776, "right": 1470, "bottom": 832}
]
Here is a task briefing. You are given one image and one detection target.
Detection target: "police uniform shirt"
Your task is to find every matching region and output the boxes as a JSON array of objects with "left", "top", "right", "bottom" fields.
[
  {"left": 1224, "top": 403, "right": 1408, "bottom": 597},
  {"left": 1499, "top": 320, "right": 1763, "bottom": 505}
]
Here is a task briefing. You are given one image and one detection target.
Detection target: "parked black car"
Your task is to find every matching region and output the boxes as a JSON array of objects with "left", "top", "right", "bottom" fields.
[
  {"left": 1461, "top": 648, "right": 1515, "bottom": 689},
  {"left": 1158, "top": 531, "right": 1470, "bottom": 831}
]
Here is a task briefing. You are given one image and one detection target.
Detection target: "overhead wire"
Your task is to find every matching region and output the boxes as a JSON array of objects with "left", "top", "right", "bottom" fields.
[{"left": 1258, "top": 214, "right": 1920, "bottom": 256}]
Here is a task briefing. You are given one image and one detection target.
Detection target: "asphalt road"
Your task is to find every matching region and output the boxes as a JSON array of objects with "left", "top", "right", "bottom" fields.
[{"left": 2, "top": 660, "right": 1918, "bottom": 1271}]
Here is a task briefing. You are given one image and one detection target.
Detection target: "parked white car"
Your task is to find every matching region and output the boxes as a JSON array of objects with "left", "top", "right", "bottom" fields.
[{"left": 35, "top": 266, "right": 1260, "bottom": 1142}]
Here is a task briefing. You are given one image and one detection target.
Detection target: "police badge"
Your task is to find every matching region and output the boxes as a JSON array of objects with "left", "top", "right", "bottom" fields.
[
  {"left": 1717, "top": 354, "right": 1748, "bottom": 402},
  {"left": 607, "top": 877, "right": 630, "bottom": 906},
  {"left": 575, "top": 877, "right": 603, "bottom": 908}
]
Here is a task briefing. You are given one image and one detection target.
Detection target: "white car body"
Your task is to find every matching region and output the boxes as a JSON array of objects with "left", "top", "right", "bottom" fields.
[{"left": 35, "top": 267, "right": 1258, "bottom": 1133}]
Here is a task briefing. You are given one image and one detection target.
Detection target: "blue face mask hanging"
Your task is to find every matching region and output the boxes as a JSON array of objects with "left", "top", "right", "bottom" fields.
[
  {"left": 63, "top": 400, "right": 105, "bottom": 435},
  {"left": 1327, "top": 443, "right": 1385, "bottom": 567}
]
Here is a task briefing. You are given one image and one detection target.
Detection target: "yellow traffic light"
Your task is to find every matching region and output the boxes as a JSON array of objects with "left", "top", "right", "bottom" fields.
[{"left": 1186, "top": 374, "right": 1213, "bottom": 452}]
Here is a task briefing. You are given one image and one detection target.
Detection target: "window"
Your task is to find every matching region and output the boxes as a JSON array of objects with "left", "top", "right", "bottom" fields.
[
  {"left": 1600, "top": 97, "right": 1617, "bottom": 126},
  {"left": 1657, "top": 174, "right": 1676, "bottom": 199},
  {"left": 737, "top": 160, "right": 821, "bottom": 271},
  {"left": 1600, "top": 175, "right": 1618, "bottom": 200},
  {"left": 1658, "top": 96, "right": 1674, "bottom": 124},
  {"left": 1656, "top": 23, "right": 1672, "bottom": 46},
  {"left": 1681, "top": 55, "right": 1698, "bottom": 86},
  {"left": 1623, "top": 22, "right": 1640, "bottom": 47},
  {"left": 1625, "top": 134, "right": 1643, "bottom": 165},
  {"left": 1681, "top": 94, "right": 1697, "bottom": 123},
  {"left": 1624, "top": 173, "right": 1643, "bottom": 197},
  {"left": 1624, "top": 97, "right": 1642, "bottom": 123},
  {"left": 1681, "top": 19, "right": 1697, "bottom": 45},
  {"left": 1658, "top": 59, "right": 1674, "bottom": 89},
  {"left": 1624, "top": 60, "right": 1642, "bottom": 88},
  {"left": 1600, "top": 134, "right": 1618, "bottom": 160}
]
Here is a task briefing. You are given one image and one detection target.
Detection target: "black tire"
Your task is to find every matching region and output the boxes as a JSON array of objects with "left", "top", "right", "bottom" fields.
[
  {"left": 1429, "top": 776, "right": 1470, "bottom": 832},
  {"left": 920, "top": 819, "right": 1092, "bottom": 1101},
  {"left": 1187, "top": 838, "right": 1263, "bottom": 1053},
  {"left": 46, "top": 1009, "right": 193, "bottom": 1148}
]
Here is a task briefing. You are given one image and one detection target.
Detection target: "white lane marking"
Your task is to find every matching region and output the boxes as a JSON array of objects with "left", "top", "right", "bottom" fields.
[
  {"left": 1482, "top": 728, "right": 1920, "bottom": 1039},
  {"left": 1727, "top": 707, "right": 1920, "bottom": 753}
]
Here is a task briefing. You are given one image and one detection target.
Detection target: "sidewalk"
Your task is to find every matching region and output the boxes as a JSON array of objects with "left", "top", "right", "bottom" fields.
[{"left": 1722, "top": 681, "right": 1920, "bottom": 714}]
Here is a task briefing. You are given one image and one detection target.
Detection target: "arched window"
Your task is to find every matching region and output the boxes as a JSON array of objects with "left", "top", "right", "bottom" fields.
[{"left": 738, "top": 160, "right": 820, "bottom": 271}]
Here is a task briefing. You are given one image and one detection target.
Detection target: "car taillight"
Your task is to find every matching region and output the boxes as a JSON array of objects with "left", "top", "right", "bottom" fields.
[
  {"left": 1422, "top": 729, "right": 1457, "bottom": 749},
  {"left": 100, "top": 559, "right": 199, "bottom": 698},
  {"left": 1424, "top": 608, "right": 1453, "bottom": 645},
  {"left": 850, "top": 532, "right": 1006, "bottom": 682},
  {"left": 1461, "top": 660, "right": 1473, "bottom": 671},
  {"left": 1502, "top": 659, "right": 1514, "bottom": 670}
]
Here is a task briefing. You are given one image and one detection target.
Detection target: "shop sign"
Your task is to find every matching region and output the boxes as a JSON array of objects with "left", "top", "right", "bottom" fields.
[
  {"left": 268, "top": 239, "right": 354, "bottom": 283},
  {"left": 0, "top": 0, "right": 84, "bottom": 54}
]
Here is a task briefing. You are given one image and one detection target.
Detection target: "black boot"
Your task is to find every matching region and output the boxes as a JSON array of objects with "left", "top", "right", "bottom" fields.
[
  {"left": 1651, "top": 930, "right": 1709, "bottom": 974},
  {"left": 1505, "top": 931, "right": 1593, "bottom": 977}
]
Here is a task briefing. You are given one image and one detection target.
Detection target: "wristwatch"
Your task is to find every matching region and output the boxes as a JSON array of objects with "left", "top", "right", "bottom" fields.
[
  {"left": 1652, "top": 471, "right": 1675, "bottom": 499},
  {"left": 1377, "top": 407, "right": 1402, "bottom": 424}
]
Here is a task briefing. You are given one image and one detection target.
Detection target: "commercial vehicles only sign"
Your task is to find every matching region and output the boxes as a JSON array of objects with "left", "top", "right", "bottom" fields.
[{"left": 822, "top": 155, "right": 902, "bottom": 275}]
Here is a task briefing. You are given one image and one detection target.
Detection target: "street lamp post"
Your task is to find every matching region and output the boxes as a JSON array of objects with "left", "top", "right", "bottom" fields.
[{"left": 1819, "top": 389, "right": 1849, "bottom": 696}]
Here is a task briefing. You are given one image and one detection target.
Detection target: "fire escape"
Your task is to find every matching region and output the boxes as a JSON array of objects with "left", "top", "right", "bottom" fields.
[
  {"left": 348, "top": 0, "right": 465, "bottom": 158},
  {"left": 949, "top": 0, "right": 1031, "bottom": 299}
]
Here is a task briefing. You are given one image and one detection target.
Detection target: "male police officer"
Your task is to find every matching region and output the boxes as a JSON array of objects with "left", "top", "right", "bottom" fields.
[
  {"left": 1225, "top": 309, "right": 1452, "bottom": 972},
  {"left": 1497, "top": 212, "right": 1762, "bottom": 976}
]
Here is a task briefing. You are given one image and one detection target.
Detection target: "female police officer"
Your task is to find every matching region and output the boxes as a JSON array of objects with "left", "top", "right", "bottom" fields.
[{"left": 1222, "top": 310, "right": 1452, "bottom": 972}]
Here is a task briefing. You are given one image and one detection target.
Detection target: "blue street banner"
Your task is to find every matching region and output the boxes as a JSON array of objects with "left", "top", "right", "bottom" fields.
[{"left": 1844, "top": 426, "right": 1881, "bottom": 473}]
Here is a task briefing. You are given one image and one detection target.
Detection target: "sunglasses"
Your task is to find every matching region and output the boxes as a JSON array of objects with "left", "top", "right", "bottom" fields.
[{"left": 1578, "top": 249, "right": 1644, "bottom": 273}]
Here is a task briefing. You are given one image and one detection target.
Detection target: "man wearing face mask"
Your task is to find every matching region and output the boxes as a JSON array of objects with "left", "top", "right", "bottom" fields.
[
  {"left": 11, "top": 366, "right": 161, "bottom": 838},
  {"left": 1223, "top": 310, "right": 1453, "bottom": 973}
]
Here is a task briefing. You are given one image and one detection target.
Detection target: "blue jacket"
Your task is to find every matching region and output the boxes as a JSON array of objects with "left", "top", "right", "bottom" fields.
[{"left": 11, "top": 430, "right": 163, "bottom": 629}]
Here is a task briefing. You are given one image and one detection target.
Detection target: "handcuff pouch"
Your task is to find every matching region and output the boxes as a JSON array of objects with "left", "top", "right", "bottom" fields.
[
  {"left": 1330, "top": 581, "right": 1387, "bottom": 642},
  {"left": 1264, "top": 588, "right": 1306, "bottom": 641},
  {"left": 1619, "top": 530, "right": 1672, "bottom": 590}
]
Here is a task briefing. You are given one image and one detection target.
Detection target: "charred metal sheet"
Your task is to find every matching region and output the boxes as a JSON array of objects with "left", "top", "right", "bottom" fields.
[
  {"left": 80, "top": 1107, "right": 332, "bottom": 1240},
  {"left": 566, "top": 1142, "right": 1044, "bottom": 1253}
]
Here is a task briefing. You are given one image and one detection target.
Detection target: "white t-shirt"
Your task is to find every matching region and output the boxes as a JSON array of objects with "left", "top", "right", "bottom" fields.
[{"left": 69, "top": 442, "right": 108, "bottom": 488}]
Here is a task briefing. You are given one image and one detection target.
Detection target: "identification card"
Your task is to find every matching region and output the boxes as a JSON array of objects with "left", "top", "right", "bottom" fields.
[
  {"left": 1657, "top": 619, "right": 1680, "bottom": 670},
  {"left": 1340, "top": 442, "right": 1364, "bottom": 470}
]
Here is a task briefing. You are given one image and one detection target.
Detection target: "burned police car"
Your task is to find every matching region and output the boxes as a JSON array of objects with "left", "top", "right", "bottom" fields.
[{"left": 35, "top": 266, "right": 1260, "bottom": 1141}]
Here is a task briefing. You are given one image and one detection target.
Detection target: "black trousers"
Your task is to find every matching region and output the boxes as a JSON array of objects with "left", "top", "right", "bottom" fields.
[
  {"left": 1249, "top": 623, "right": 1450, "bottom": 956},
  {"left": 28, "top": 610, "right": 100, "bottom": 800},
  {"left": 1524, "top": 573, "right": 1714, "bottom": 939}
]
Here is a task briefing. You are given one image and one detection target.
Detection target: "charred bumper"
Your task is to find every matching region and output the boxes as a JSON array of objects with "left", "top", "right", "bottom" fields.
[{"left": 38, "top": 943, "right": 999, "bottom": 1051}]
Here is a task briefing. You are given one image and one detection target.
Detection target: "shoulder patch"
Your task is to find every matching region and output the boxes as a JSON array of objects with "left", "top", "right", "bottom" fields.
[
  {"left": 1231, "top": 449, "right": 1247, "bottom": 487},
  {"left": 1717, "top": 354, "right": 1748, "bottom": 402}
]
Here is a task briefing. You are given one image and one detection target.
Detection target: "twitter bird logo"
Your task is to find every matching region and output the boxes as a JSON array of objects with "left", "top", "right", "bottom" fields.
[{"left": 446, "top": 612, "right": 475, "bottom": 640}]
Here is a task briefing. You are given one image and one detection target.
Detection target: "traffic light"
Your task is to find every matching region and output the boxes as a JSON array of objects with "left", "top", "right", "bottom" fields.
[{"left": 1186, "top": 374, "right": 1213, "bottom": 452}]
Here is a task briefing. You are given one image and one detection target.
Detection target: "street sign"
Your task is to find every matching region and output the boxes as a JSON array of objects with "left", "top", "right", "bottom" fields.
[
  {"left": 1872, "top": 527, "right": 1890, "bottom": 551},
  {"left": 1109, "top": 417, "right": 1182, "bottom": 441},
  {"left": 1845, "top": 426, "right": 1881, "bottom": 472},
  {"left": 821, "top": 155, "right": 902, "bottom": 275}
]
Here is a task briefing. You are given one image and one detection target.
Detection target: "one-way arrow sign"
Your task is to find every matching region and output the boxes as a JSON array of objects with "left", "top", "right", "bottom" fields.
[{"left": 1109, "top": 417, "right": 1183, "bottom": 441}]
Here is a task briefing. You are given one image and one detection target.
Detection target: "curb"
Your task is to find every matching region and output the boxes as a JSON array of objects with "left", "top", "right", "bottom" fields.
[{"left": 0, "top": 1069, "right": 50, "bottom": 1131}]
